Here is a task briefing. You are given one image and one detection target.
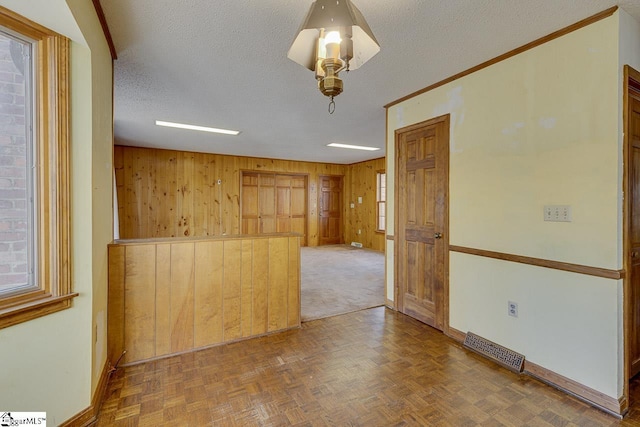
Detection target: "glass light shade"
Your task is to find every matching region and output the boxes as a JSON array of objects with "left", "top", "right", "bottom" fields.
[{"left": 287, "top": 0, "right": 380, "bottom": 71}]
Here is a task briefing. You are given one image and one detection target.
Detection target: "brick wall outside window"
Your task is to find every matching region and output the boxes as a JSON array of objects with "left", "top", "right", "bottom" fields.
[{"left": 0, "top": 33, "right": 29, "bottom": 292}]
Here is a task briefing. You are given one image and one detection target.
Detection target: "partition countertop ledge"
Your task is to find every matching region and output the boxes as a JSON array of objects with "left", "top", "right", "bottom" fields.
[{"left": 110, "top": 232, "right": 303, "bottom": 246}]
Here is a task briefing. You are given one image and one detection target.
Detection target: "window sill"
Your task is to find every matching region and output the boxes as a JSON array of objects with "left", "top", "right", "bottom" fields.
[
  {"left": 0, "top": 293, "right": 79, "bottom": 329},
  {"left": 375, "top": 230, "right": 386, "bottom": 234}
]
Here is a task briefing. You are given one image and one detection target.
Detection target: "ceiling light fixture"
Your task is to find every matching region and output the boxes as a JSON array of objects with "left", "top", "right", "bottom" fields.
[
  {"left": 327, "top": 142, "right": 380, "bottom": 151},
  {"left": 288, "top": 0, "right": 380, "bottom": 114},
  {"left": 155, "top": 120, "right": 240, "bottom": 136}
]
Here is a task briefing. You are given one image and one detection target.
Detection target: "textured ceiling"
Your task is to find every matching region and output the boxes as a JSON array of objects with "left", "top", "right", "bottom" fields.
[{"left": 100, "top": 1, "right": 640, "bottom": 164}]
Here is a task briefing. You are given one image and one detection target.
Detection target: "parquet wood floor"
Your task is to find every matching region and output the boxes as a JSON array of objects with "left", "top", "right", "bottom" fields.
[{"left": 95, "top": 307, "right": 640, "bottom": 426}]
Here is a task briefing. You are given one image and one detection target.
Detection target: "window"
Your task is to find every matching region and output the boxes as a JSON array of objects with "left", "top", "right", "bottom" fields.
[
  {"left": 0, "top": 7, "right": 74, "bottom": 329},
  {"left": 376, "top": 171, "right": 386, "bottom": 232},
  {"left": 0, "top": 31, "right": 34, "bottom": 296}
]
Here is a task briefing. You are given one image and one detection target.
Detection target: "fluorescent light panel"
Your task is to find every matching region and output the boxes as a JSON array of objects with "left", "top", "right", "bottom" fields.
[
  {"left": 155, "top": 120, "right": 240, "bottom": 136},
  {"left": 327, "top": 143, "right": 380, "bottom": 151}
]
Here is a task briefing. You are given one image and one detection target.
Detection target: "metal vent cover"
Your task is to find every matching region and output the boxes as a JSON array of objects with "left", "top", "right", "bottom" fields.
[{"left": 463, "top": 332, "right": 525, "bottom": 373}]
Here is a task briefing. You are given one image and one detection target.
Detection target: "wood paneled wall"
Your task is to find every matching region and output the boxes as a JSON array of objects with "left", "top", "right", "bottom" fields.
[
  {"left": 108, "top": 234, "right": 300, "bottom": 366},
  {"left": 115, "top": 146, "right": 347, "bottom": 247},
  {"left": 114, "top": 146, "right": 384, "bottom": 251},
  {"left": 344, "top": 158, "right": 386, "bottom": 252}
]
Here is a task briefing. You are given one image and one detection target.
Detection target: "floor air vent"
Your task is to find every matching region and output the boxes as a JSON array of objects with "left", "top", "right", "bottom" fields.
[{"left": 463, "top": 332, "right": 525, "bottom": 373}]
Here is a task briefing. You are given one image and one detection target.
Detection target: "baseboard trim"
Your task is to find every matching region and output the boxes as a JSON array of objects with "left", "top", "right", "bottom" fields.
[
  {"left": 524, "top": 361, "right": 625, "bottom": 418},
  {"left": 445, "top": 326, "right": 466, "bottom": 344},
  {"left": 385, "top": 298, "right": 395, "bottom": 310},
  {"left": 60, "top": 360, "right": 111, "bottom": 427},
  {"left": 447, "top": 328, "right": 626, "bottom": 418},
  {"left": 619, "top": 395, "right": 629, "bottom": 417}
]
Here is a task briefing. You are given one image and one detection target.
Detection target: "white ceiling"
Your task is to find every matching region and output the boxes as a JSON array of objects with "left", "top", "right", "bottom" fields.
[{"left": 100, "top": 0, "right": 640, "bottom": 165}]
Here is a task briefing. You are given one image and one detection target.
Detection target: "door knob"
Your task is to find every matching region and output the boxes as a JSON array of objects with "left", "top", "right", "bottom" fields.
[
  {"left": 633, "top": 251, "right": 638, "bottom": 258},
  {"left": 434, "top": 232, "right": 442, "bottom": 239}
]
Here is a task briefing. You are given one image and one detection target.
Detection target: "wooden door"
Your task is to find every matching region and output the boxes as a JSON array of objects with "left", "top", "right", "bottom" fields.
[
  {"left": 241, "top": 172, "right": 276, "bottom": 234},
  {"left": 276, "top": 175, "right": 292, "bottom": 233},
  {"left": 395, "top": 115, "right": 449, "bottom": 330},
  {"left": 241, "top": 173, "right": 260, "bottom": 234},
  {"left": 241, "top": 172, "right": 308, "bottom": 245},
  {"left": 276, "top": 174, "right": 308, "bottom": 245},
  {"left": 289, "top": 175, "right": 308, "bottom": 244},
  {"left": 319, "top": 175, "right": 343, "bottom": 245},
  {"left": 629, "top": 92, "right": 640, "bottom": 378},
  {"left": 258, "top": 174, "right": 276, "bottom": 233}
]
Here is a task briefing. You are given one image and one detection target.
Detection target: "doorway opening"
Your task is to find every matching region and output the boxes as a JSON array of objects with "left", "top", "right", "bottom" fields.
[
  {"left": 300, "top": 244, "right": 384, "bottom": 322},
  {"left": 302, "top": 174, "right": 384, "bottom": 321}
]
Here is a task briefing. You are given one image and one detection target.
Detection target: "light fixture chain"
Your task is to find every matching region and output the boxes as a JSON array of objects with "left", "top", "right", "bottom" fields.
[{"left": 328, "top": 96, "right": 336, "bottom": 114}]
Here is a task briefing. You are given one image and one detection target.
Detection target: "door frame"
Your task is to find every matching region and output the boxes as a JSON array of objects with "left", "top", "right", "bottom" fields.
[
  {"left": 624, "top": 65, "right": 640, "bottom": 412},
  {"left": 394, "top": 114, "right": 450, "bottom": 334}
]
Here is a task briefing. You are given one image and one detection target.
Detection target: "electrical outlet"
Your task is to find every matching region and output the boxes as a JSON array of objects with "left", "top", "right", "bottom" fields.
[{"left": 508, "top": 301, "right": 518, "bottom": 318}]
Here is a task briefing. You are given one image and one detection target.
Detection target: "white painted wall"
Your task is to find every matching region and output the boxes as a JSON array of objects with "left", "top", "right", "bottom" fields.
[
  {"left": 67, "top": 0, "right": 114, "bottom": 396},
  {"left": 0, "top": 2, "right": 112, "bottom": 423},
  {"left": 385, "top": 238, "right": 394, "bottom": 300},
  {"left": 386, "top": 14, "right": 622, "bottom": 398}
]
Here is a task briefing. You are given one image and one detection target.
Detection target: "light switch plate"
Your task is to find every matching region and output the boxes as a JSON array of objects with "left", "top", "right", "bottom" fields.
[{"left": 544, "top": 205, "right": 572, "bottom": 222}]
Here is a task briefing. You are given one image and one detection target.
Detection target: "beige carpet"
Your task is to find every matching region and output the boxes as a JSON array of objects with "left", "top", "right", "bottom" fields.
[{"left": 301, "top": 244, "right": 385, "bottom": 322}]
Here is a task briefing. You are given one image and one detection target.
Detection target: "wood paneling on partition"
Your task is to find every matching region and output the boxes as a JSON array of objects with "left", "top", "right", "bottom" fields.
[
  {"left": 107, "top": 245, "right": 125, "bottom": 365},
  {"left": 155, "top": 244, "right": 171, "bottom": 356},
  {"left": 123, "top": 245, "right": 156, "bottom": 362},
  {"left": 107, "top": 234, "right": 301, "bottom": 366},
  {"left": 252, "top": 238, "right": 270, "bottom": 335},
  {"left": 114, "top": 146, "right": 347, "bottom": 246},
  {"left": 344, "top": 157, "right": 386, "bottom": 252}
]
